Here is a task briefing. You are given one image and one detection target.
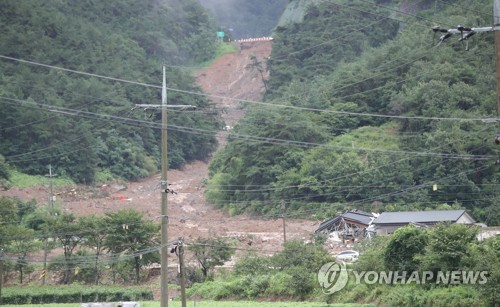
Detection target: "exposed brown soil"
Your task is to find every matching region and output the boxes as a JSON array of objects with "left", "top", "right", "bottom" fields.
[{"left": 1, "top": 41, "right": 320, "bottom": 275}]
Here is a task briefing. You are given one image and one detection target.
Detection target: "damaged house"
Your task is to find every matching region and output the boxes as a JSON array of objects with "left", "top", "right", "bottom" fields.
[{"left": 315, "top": 209, "right": 377, "bottom": 243}]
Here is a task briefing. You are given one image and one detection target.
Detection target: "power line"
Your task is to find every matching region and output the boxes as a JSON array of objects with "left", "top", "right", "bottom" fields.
[
  {"left": 1, "top": 54, "right": 497, "bottom": 122},
  {"left": 437, "top": 0, "right": 496, "bottom": 21},
  {"left": 269, "top": 0, "right": 435, "bottom": 65},
  {"left": 357, "top": 0, "right": 456, "bottom": 28},
  {"left": 1, "top": 97, "right": 495, "bottom": 161}
]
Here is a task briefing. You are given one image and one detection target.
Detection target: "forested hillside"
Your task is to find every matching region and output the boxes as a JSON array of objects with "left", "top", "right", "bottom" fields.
[
  {"left": 0, "top": 0, "right": 221, "bottom": 184},
  {"left": 206, "top": 0, "right": 500, "bottom": 225}
]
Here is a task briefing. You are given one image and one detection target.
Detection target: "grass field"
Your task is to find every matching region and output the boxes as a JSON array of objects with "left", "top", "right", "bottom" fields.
[
  {"left": 188, "top": 42, "right": 238, "bottom": 72},
  {"left": 9, "top": 169, "right": 74, "bottom": 188},
  {"left": 3, "top": 301, "right": 372, "bottom": 307}
]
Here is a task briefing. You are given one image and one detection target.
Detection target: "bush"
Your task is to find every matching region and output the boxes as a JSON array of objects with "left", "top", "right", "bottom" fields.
[
  {"left": 187, "top": 277, "right": 242, "bottom": 300},
  {"left": 233, "top": 254, "right": 271, "bottom": 276},
  {"left": 283, "top": 266, "right": 315, "bottom": 299},
  {"left": 244, "top": 274, "right": 271, "bottom": 298},
  {"left": 2, "top": 285, "right": 153, "bottom": 304},
  {"left": 378, "top": 285, "right": 426, "bottom": 307},
  {"left": 266, "top": 272, "right": 293, "bottom": 297},
  {"left": 423, "top": 286, "right": 479, "bottom": 307}
]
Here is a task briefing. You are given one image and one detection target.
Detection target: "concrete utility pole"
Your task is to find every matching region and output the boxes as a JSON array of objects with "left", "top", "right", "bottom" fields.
[
  {"left": 178, "top": 238, "right": 187, "bottom": 307},
  {"left": 494, "top": 0, "right": 500, "bottom": 117},
  {"left": 0, "top": 249, "right": 4, "bottom": 305},
  {"left": 281, "top": 201, "right": 286, "bottom": 244},
  {"left": 47, "top": 165, "right": 56, "bottom": 215},
  {"left": 160, "top": 65, "right": 169, "bottom": 307},
  {"left": 42, "top": 165, "right": 56, "bottom": 286},
  {"left": 134, "top": 66, "right": 194, "bottom": 307}
]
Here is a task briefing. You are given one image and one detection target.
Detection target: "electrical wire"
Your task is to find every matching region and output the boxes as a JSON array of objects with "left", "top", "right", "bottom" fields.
[
  {"left": 1, "top": 97, "right": 495, "bottom": 162},
  {"left": 438, "top": 0, "right": 496, "bottom": 22},
  {"left": 357, "top": 0, "right": 456, "bottom": 28},
  {"left": 1, "top": 54, "right": 497, "bottom": 123},
  {"left": 0, "top": 2, "right": 494, "bottom": 212}
]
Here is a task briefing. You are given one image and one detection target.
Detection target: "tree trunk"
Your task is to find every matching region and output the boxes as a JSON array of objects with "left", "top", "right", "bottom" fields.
[
  {"left": 259, "top": 71, "right": 268, "bottom": 92},
  {"left": 134, "top": 256, "right": 140, "bottom": 284},
  {"left": 201, "top": 266, "right": 208, "bottom": 280},
  {"left": 94, "top": 252, "right": 100, "bottom": 285}
]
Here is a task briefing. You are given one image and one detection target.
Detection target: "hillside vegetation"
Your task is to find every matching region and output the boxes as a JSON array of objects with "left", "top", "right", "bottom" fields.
[
  {"left": 1, "top": 1, "right": 499, "bottom": 305},
  {"left": 206, "top": 0, "right": 500, "bottom": 225},
  {"left": 0, "top": 0, "right": 222, "bottom": 184}
]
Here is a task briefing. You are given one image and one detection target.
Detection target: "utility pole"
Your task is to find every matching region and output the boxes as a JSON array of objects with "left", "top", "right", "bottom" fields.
[
  {"left": 42, "top": 165, "right": 56, "bottom": 286},
  {"left": 281, "top": 201, "right": 286, "bottom": 244},
  {"left": 494, "top": 0, "right": 500, "bottom": 117},
  {"left": 160, "top": 65, "right": 169, "bottom": 307},
  {"left": 178, "top": 238, "right": 187, "bottom": 307},
  {"left": 282, "top": 216, "right": 286, "bottom": 243},
  {"left": 0, "top": 249, "right": 4, "bottom": 305},
  {"left": 134, "top": 66, "right": 195, "bottom": 307},
  {"left": 46, "top": 165, "right": 56, "bottom": 215}
]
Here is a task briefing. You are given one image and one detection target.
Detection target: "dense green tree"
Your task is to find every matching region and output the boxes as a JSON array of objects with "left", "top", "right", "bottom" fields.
[
  {"left": 355, "top": 235, "right": 390, "bottom": 272},
  {"left": 45, "top": 213, "right": 83, "bottom": 284},
  {"left": 0, "top": 0, "right": 221, "bottom": 183},
  {"left": 189, "top": 236, "right": 235, "bottom": 280},
  {"left": 0, "top": 155, "right": 10, "bottom": 189},
  {"left": 206, "top": 106, "right": 328, "bottom": 214},
  {"left": 233, "top": 253, "right": 271, "bottom": 276},
  {"left": 104, "top": 209, "right": 160, "bottom": 284},
  {"left": 246, "top": 55, "right": 268, "bottom": 92},
  {"left": 79, "top": 215, "right": 107, "bottom": 285},
  {"left": 267, "top": 0, "right": 400, "bottom": 99},
  {"left": 464, "top": 236, "right": 500, "bottom": 305},
  {"left": 7, "top": 227, "right": 40, "bottom": 284},
  {"left": 0, "top": 197, "right": 43, "bottom": 285},
  {"left": 206, "top": 0, "right": 498, "bottom": 224},
  {"left": 0, "top": 197, "right": 18, "bottom": 247},
  {"left": 384, "top": 225, "right": 428, "bottom": 272},
  {"left": 270, "top": 239, "right": 333, "bottom": 273},
  {"left": 420, "top": 223, "right": 480, "bottom": 275}
]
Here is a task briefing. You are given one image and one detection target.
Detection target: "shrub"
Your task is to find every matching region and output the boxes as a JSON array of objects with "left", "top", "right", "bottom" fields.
[
  {"left": 423, "top": 286, "right": 479, "bottom": 307},
  {"left": 3, "top": 286, "right": 153, "bottom": 304},
  {"left": 266, "top": 272, "right": 293, "bottom": 297},
  {"left": 244, "top": 274, "right": 271, "bottom": 298},
  {"left": 283, "top": 266, "right": 315, "bottom": 299},
  {"left": 233, "top": 254, "right": 271, "bottom": 276}
]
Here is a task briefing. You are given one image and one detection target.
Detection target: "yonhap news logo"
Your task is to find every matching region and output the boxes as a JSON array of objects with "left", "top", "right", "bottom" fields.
[
  {"left": 318, "top": 262, "right": 489, "bottom": 294},
  {"left": 317, "top": 262, "right": 349, "bottom": 294}
]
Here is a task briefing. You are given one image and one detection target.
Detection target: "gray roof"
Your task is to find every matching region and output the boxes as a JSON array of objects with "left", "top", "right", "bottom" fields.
[
  {"left": 342, "top": 211, "right": 373, "bottom": 225},
  {"left": 315, "top": 209, "right": 373, "bottom": 233},
  {"left": 373, "top": 210, "right": 469, "bottom": 225}
]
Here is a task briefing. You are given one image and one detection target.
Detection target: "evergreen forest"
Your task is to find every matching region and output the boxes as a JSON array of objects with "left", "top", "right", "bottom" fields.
[
  {"left": 0, "top": 0, "right": 222, "bottom": 184},
  {"left": 206, "top": 0, "right": 500, "bottom": 226},
  {"left": 0, "top": 0, "right": 499, "bottom": 305}
]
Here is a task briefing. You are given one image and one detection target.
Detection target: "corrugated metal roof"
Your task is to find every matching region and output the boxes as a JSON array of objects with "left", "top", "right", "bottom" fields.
[
  {"left": 315, "top": 209, "right": 373, "bottom": 233},
  {"left": 373, "top": 210, "right": 467, "bottom": 225},
  {"left": 316, "top": 216, "right": 341, "bottom": 233},
  {"left": 342, "top": 211, "right": 373, "bottom": 225}
]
